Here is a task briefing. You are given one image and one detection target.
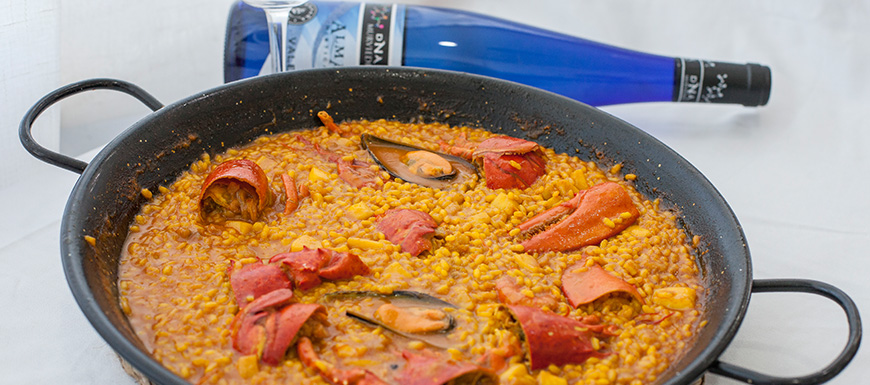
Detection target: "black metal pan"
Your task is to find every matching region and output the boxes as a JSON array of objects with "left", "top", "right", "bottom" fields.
[{"left": 20, "top": 68, "right": 861, "bottom": 385}]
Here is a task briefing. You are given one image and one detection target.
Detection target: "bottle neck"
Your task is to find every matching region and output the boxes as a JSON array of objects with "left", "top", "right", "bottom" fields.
[{"left": 673, "top": 59, "right": 771, "bottom": 106}]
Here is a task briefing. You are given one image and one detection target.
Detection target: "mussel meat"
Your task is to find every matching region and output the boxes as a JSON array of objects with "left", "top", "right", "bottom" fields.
[
  {"left": 361, "top": 134, "right": 477, "bottom": 189},
  {"left": 326, "top": 291, "right": 458, "bottom": 349}
]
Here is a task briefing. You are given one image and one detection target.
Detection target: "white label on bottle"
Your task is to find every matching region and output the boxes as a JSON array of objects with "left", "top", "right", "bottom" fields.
[{"left": 258, "top": 2, "right": 405, "bottom": 76}]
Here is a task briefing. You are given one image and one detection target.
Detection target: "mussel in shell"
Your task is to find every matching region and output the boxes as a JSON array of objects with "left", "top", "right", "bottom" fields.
[
  {"left": 325, "top": 291, "right": 458, "bottom": 348},
  {"left": 361, "top": 134, "right": 477, "bottom": 189}
]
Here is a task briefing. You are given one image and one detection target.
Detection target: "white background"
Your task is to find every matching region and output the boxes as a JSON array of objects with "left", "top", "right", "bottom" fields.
[{"left": 1, "top": 0, "right": 867, "bottom": 384}]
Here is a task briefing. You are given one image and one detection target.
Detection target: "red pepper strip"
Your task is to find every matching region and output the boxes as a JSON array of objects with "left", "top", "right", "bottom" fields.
[
  {"left": 376, "top": 209, "right": 437, "bottom": 257},
  {"left": 297, "top": 337, "right": 389, "bottom": 385},
  {"left": 281, "top": 174, "right": 300, "bottom": 214},
  {"left": 495, "top": 276, "right": 558, "bottom": 310},
  {"left": 506, "top": 304, "right": 611, "bottom": 370},
  {"left": 396, "top": 350, "right": 497, "bottom": 385},
  {"left": 230, "top": 288, "right": 294, "bottom": 355},
  {"left": 270, "top": 248, "right": 328, "bottom": 291},
  {"left": 318, "top": 250, "right": 371, "bottom": 280},
  {"left": 561, "top": 264, "right": 644, "bottom": 307},
  {"left": 229, "top": 262, "right": 293, "bottom": 307},
  {"left": 199, "top": 159, "right": 271, "bottom": 222},
  {"left": 261, "top": 303, "right": 325, "bottom": 366},
  {"left": 518, "top": 181, "right": 639, "bottom": 253}
]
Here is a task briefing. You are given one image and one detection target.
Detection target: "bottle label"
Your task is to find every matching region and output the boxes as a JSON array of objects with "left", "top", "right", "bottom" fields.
[
  {"left": 259, "top": 2, "right": 405, "bottom": 75},
  {"left": 675, "top": 59, "right": 725, "bottom": 103},
  {"left": 674, "top": 58, "right": 769, "bottom": 105}
]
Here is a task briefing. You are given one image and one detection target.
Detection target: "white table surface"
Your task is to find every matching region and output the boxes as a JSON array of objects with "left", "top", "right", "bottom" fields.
[{"left": 2, "top": 1, "right": 868, "bottom": 384}]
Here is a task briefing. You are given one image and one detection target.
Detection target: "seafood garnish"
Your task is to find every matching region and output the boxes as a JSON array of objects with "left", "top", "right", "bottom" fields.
[
  {"left": 362, "top": 134, "right": 477, "bottom": 189},
  {"left": 397, "top": 350, "right": 498, "bottom": 385},
  {"left": 229, "top": 288, "right": 327, "bottom": 366},
  {"left": 327, "top": 291, "right": 458, "bottom": 349},
  {"left": 228, "top": 261, "right": 293, "bottom": 307},
  {"left": 269, "top": 247, "right": 371, "bottom": 291},
  {"left": 442, "top": 134, "right": 546, "bottom": 190},
  {"left": 506, "top": 304, "right": 615, "bottom": 370},
  {"left": 199, "top": 159, "right": 271, "bottom": 222},
  {"left": 561, "top": 263, "right": 644, "bottom": 307},
  {"left": 376, "top": 209, "right": 438, "bottom": 257},
  {"left": 516, "top": 181, "right": 639, "bottom": 253},
  {"left": 345, "top": 311, "right": 452, "bottom": 349}
]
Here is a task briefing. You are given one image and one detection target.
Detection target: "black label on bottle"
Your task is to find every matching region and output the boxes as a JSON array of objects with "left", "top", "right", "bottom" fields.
[
  {"left": 360, "top": 4, "right": 393, "bottom": 65},
  {"left": 674, "top": 58, "right": 771, "bottom": 106}
]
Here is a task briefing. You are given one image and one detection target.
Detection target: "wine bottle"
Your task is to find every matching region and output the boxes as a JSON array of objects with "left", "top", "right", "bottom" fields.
[{"left": 224, "top": 1, "right": 770, "bottom": 107}]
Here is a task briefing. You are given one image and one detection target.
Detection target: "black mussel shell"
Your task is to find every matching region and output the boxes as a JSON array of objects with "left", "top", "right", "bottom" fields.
[{"left": 361, "top": 134, "right": 477, "bottom": 189}]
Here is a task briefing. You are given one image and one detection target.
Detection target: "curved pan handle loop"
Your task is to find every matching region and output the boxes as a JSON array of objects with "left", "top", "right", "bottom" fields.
[
  {"left": 19, "top": 78, "right": 164, "bottom": 174},
  {"left": 709, "top": 279, "right": 862, "bottom": 385}
]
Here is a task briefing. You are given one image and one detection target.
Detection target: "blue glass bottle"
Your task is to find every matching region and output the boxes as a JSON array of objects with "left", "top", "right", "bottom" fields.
[{"left": 224, "top": 1, "right": 770, "bottom": 106}]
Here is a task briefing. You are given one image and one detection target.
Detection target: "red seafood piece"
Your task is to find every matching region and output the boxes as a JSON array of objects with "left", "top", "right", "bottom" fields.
[
  {"left": 475, "top": 136, "right": 546, "bottom": 190},
  {"left": 561, "top": 264, "right": 644, "bottom": 307},
  {"left": 270, "top": 248, "right": 372, "bottom": 290},
  {"left": 506, "top": 304, "right": 611, "bottom": 370},
  {"left": 270, "top": 248, "right": 329, "bottom": 291},
  {"left": 442, "top": 134, "right": 546, "bottom": 189},
  {"left": 261, "top": 303, "right": 325, "bottom": 366},
  {"left": 473, "top": 136, "right": 541, "bottom": 158},
  {"left": 495, "top": 276, "right": 558, "bottom": 310},
  {"left": 229, "top": 262, "right": 293, "bottom": 307},
  {"left": 318, "top": 250, "right": 371, "bottom": 281},
  {"left": 297, "top": 337, "right": 389, "bottom": 385},
  {"left": 234, "top": 311, "right": 268, "bottom": 355},
  {"left": 230, "top": 288, "right": 294, "bottom": 354},
  {"left": 199, "top": 159, "right": 271, "bottom": 222},
  {"left": 480, "top": 151, "right": 547, "bottom": 190},
  {"left": 397, "top": 350, "right": 497, "bottom": 385},
  {"left": 518, "top": 181, "right": 639, "bottom": 253},
  {"left": 376, "top": 209, "right": 437, "bottom": 257}
]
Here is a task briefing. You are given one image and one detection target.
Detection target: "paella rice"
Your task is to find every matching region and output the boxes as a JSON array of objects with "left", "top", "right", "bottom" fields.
[{"left": 118, "top": 115, "right": 705, "bottom": 385}]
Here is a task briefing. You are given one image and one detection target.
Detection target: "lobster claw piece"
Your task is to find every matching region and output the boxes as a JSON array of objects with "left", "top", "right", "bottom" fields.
[
  {"left": 200, "top": 159, "right": 271, "bottom": 223},
  {"left": 376, "top": 209, "right": 437, "bottom": 257},
  {"left": 517, "top": 182, "right": 639, "bottom": 253},
  {"left": 261, "top": 303, "right": 325, "bottom": 366},
  {"left": 506, "top": 304, "right": 612, "bottom": 370},
  {"left": 474, "top": 136, "right": 546, "bottom": 190},
  {"left": 230, "top": 288, "right": 294, "bottom": 355},
  {"left": 441, "top": 134, "right": 546, "bottom": 190}
]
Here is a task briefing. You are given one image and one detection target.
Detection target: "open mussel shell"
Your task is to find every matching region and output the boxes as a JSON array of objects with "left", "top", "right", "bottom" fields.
[
  {"left": 325, "top": 291, "right": 458, "bottom": 349},
  {"left": 361, "top": 134, "right": 477, "bottom": 189}
]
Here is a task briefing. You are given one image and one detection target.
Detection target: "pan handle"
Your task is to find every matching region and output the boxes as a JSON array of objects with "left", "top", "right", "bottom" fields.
[
  {"left": 19, "top": 78, "right": 164, "bottom": 174},
  {"left": 708, "top": 279, "right": 862, "bottom": 385}
]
